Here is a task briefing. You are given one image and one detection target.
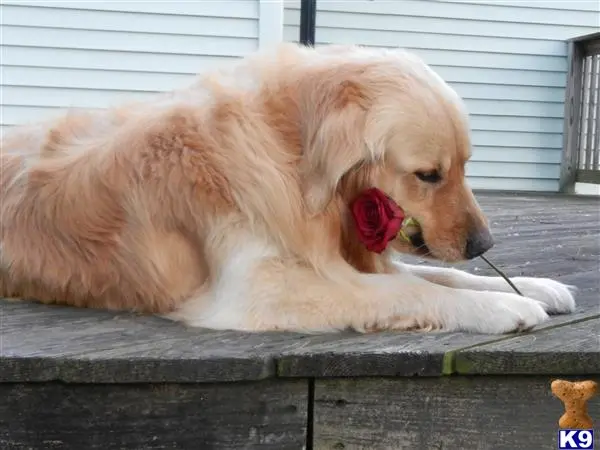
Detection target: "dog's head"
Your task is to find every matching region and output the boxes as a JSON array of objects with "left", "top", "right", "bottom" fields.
[{"left": 300, "top": 46, "right": 493, "bottom": 262}]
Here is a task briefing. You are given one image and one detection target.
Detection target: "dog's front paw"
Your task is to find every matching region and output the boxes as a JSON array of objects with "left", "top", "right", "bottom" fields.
[
  {"left": 457, "top": 292, "right": 550, "bottom": 334},
  {"left": 512, "top": 277, "right": 576, "bottom": 315}
]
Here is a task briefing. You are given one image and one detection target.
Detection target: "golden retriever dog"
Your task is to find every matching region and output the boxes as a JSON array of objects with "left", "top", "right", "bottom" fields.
[{"left": 0, "top": 43, "right": 575, "bottom": 334}]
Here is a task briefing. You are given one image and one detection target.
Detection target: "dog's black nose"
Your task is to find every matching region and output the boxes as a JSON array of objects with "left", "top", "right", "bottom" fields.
[{"left": 465, "top": 228, "right": 494, "bottom": 259}]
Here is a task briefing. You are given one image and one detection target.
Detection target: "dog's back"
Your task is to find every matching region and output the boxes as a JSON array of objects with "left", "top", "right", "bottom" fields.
[
  {"left": 0, "top": 42, "right": 374, "bottom": 314},
  {"left": 0, "top": 87, "right": 212, "bottom": 312}
]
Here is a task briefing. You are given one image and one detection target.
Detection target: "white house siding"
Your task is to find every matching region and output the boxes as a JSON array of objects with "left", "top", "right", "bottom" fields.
[
  {"left": 0, "top": 0, "right": 282, "bottom": 135},
  {"left": 284, "top": 0, "right": 600, "bottom": 192}
]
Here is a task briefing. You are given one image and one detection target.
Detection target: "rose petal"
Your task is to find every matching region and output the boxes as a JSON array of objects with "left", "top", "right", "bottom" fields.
[
  {"left": 382, "top": 217, "right": 403, "bottom": 243},
  {"left": 382, "top": 196, "right": 404, "bottom": 221},
  {"left": 350, "top": 187, "right": 406, "bottom": 253},
  {"left": 375, "top": 197, "right": 390, "bottom": 229},
  {"left": 364, "top": 205, "right": 380, "bottom": 229}
]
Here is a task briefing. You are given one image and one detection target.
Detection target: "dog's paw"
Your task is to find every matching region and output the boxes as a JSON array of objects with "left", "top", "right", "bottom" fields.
[
  {"left": 456, "top": 292, "right": 550, "bottom": 334},
  {"left": 512, "top": 277, "right": 576, "bottom": 315}
]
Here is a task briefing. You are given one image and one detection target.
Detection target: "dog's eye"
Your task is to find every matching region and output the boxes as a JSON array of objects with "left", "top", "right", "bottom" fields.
[{"left": 415, "top": 170, "right": 442, "bottom": 183}]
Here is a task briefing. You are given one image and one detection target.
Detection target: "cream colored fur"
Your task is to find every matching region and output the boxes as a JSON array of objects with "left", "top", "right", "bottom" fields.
[{"left": 0, "top": 43, "right": 575, "bottom": 334}]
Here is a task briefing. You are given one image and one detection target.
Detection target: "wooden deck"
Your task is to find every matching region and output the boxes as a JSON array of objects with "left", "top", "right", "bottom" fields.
[{"left": 1, "top": 192, "right": 599, "bottom": 450}]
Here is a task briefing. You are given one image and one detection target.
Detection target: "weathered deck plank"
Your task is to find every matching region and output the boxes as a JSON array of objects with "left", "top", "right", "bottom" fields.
[
  {"left": 0, "top": 379, "right": 308, "bottom": 450},
  {"left": 1, "top": 299, "right": 335, "bottom": 383},
  {"left": 453, "top": 317, "right": 600, "bottom": 375},
  {"left": 312, "top": 376, "right": 600, "bottom": 450},
  {"left": 276, "top": 331, "right": 506, "bottom": 378}
]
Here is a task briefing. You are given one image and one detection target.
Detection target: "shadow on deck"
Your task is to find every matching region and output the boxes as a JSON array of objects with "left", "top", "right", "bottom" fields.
[{"left": 1, "top": 192, "right": 599, "bottom": 450}]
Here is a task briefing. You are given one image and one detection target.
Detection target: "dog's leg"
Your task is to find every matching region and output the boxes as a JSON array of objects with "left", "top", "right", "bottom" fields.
[
  {"left": 395, "top": 262, "right": 576, "bottom": 315},
  {"left": 167, "top": 238, "right": 550, "bottom": 334}
]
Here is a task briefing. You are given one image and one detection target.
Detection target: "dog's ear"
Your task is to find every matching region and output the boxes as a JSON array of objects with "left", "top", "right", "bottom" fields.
[{"left": 301, "top": 81, "right": 382, "bottom": 215}]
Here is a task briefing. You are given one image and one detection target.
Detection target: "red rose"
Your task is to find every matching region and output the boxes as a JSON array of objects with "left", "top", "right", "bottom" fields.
[{"left": 350, "top": 188, "right": 405, "bottom": 253}]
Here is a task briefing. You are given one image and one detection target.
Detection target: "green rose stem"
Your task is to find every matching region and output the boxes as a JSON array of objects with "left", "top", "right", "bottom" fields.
[{"left": 479, "top": 254, "right": 524, "bottom": 296}]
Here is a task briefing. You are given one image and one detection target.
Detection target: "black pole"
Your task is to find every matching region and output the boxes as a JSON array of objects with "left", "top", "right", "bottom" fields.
[{"left": 299, "top": 0, "right": 316, "bottom": 46}]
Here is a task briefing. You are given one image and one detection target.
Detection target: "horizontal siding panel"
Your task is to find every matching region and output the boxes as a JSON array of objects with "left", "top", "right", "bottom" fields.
[
  {"left": 1, "top": 5, "right": 258, "bottom": 39},
  {"left": 2, "top": 46, "right": 239, "bottom": 75},
  {"left": 299, "top": 28, "right": 568, "bottom": 56},
  {"left": 3, "top": 67, "right": 193, "bottom": 93},
  {"left": 1, "top": 86, "right": 156, "bottom": 109},
  {"left": 433, "top": 66, "right": 565, "bottom": 87},
  {"left": 467, "top": 177, "right": 559, "bottom": 192},
  {"left": 283, "top": 28, "right": 569, "bottom": 72},
  {"left": 452, "top": 83, "right": 564, "bottom": 103},
  {"left": 409, "top": 48, "right": 568, "bottom": 72},
  {"left": 1, "top": 1, "right": 260, "bottom": 19},
  {"left": 1, "top": 106, "right": 71, "bottom": 126},
  {"left": 3, "top": 25, "right": 257, "bottom": 57},
  {"left": 469, "top": 116, "right": 563, "bottom": 134},
  {"left": 284, "top": 0, "right": 599, "bottom": 27},
  {"left": 465, "top": 99, "right": 564, "bottom": 118},
  {"left": 471, "top": 147, "right": 562, "bottom": 164},
  {"left": 437, "top": 1, "right": 600, "bottom": 13},
  {"left": 471, "top": 131, "right": 562, "bottom": 149},
  {"left": 284, "top": 9, "right": 598, "bottom": 41},
  {"left": 466, "top": 161, "right": 560, "bottom": 179}
]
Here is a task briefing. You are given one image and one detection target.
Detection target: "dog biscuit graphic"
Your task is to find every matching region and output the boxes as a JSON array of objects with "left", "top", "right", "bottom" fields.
[{"left": 551, "top": 379, "right": 598, "bottom": 429}]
